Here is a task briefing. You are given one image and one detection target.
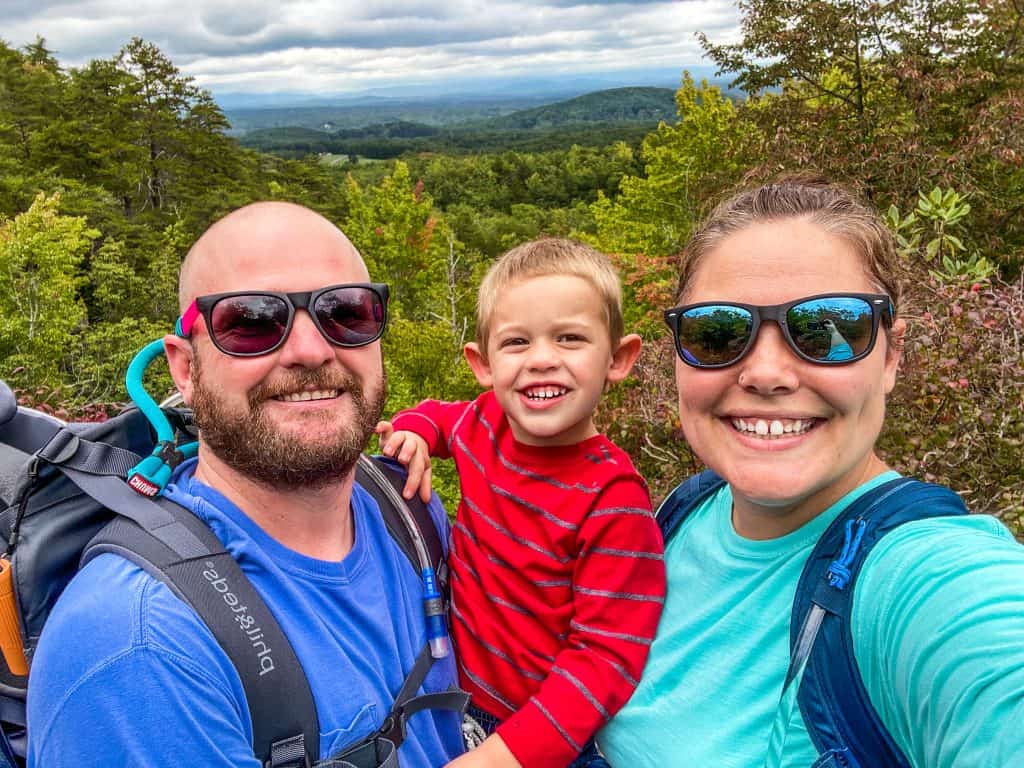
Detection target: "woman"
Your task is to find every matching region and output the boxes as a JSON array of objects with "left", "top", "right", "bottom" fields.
[{"left": 599, "top": 178, "right": 1024, "bottom": 767}]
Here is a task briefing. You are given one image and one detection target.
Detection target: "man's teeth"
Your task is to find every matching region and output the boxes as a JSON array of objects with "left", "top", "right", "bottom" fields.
[
  {"left": 731, "top": 418, "right": 815, "bottom": 438},
  {"left": 525, "top": 386, "right": 568, "bottom": 400},
  {"left": 276, "top": 389, "right": 339, "bottom": 402}
]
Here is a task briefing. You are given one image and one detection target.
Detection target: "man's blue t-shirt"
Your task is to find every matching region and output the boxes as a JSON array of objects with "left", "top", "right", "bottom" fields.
[{"left": 27, "top": 459, "right": 464, "bottom": 767}]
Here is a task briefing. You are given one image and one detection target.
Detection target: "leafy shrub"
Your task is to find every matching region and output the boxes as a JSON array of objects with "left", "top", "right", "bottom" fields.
[{"left": 882, "top": 277, "right": 1024, "bottom": 534}]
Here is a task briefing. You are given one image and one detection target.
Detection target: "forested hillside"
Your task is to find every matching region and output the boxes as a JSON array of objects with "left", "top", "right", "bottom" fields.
[
  {"left": 239, "top": 87, "right": 676, "bottom": 158},
  {"left": 1, "top": 0, "right": 1022, "bottom": 530}
]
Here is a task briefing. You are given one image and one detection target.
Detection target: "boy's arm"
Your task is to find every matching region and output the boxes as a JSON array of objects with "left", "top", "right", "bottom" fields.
[
  {"left": 389, "top": 399, "right": 472, "bottom": 459},
  {"left": 376, "top": 422, "right": 434, "bottom": 502},
  {"left": 495, "top": 476, "right": 667, "bottom": 768},
  {"left": 379, "top": 399, "right": 473, "bottom": 501}
]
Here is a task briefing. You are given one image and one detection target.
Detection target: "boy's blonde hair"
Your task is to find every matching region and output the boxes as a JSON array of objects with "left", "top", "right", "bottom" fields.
[{"left": 475, "top": 238, "right": 625, "bottom": 356}]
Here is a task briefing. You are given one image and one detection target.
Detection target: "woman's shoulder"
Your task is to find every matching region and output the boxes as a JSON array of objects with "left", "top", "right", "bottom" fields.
[
  {"left": 866, "top": 512, "right": 1019, "bottom": 572},
  {"left": 857, "top": 512, "right": 1022, "bottom": 619},
  {"left": 851, "top": 513, "right": 1024, "bottom": 766}
]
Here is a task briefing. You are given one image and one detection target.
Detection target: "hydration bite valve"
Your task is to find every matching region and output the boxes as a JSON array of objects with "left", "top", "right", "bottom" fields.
[{"left": 421, "top": 567, "right": 451, "bottom": 659}]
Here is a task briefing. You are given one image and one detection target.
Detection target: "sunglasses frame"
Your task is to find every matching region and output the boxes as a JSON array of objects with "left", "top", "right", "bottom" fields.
[
  {"left": 178, "top": 282, "right": 390, "bottom": 357},
  {"left": 664, "top": 292, "right": 893, "bottom": 369}
]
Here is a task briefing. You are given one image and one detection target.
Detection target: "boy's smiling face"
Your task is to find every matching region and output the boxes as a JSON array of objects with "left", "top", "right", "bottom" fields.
[{"left": 465, "top": 274, "right": 641, "bottom": 447}]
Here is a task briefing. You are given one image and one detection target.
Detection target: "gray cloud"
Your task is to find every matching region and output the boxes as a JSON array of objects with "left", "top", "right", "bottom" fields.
[{"left": 5, "top": 0, "right": 740, "bottom": 94}]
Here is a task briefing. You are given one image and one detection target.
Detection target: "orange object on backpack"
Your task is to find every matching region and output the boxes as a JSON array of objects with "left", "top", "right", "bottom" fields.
[{"left": 0, "top": 557, "right": 28, "bottom": 676}]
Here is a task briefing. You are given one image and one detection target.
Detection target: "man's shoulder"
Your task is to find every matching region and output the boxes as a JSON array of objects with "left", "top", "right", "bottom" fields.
[
  {"left": 353, "top": 463, "right": 451, "bottom": 555},
  {"left": 28, "top": 553, "right": 253, "bottom": 767},
  {"left": 40, "top": 552, "right": 223, "bottom": 666}
]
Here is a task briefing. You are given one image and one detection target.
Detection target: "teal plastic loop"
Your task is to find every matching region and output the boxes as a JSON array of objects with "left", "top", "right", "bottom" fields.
[
  {"left": 124, "top": 338, "right": 193, "bottom": 497},
  {"left": 126, "top": 339, "right": 174, "bottom": 444}
]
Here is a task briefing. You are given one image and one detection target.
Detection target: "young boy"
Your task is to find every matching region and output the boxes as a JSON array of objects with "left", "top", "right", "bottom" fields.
[{"left": 378, "top": 238, "right": 666, "bottom": 768}]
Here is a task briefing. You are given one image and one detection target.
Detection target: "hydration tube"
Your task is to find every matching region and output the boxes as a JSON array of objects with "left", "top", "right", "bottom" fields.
[
  {"left": 125, "top": 339, "right": 198, "bottom": 497},
  {"left": 357, "top": 455, "right": 451, "bottom": 659}
]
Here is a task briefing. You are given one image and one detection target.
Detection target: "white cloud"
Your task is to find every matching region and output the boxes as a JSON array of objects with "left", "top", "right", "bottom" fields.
[{"left": 4, "top": 0, "right": 742, "bottom": 95}]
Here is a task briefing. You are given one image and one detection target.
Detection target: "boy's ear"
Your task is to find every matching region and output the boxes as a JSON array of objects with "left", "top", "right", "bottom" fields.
[
  {"left": 606, "top": 333, "right": 642, "bottom": 386},
  {"left": 464, "top": 342, "right": 494, "bottom": 388}
]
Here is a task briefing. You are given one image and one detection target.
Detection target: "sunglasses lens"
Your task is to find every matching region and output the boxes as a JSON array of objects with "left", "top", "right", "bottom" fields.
[
  {"left": 676, "top": 305, "right": 754, "bottom": 366},
  {"left": 209, "top": 295, "right": 290, "bottom": 355},
  {"left": 786, "top": 297, "right": 875, "bottom": 362},
  {"left": 315, "top": 286, "right": 386, "bottom": 346}
]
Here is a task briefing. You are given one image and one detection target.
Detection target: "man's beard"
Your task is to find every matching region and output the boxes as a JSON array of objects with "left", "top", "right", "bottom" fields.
[{"left": 190, "top": 356, "right": 386, "bottom": 490}]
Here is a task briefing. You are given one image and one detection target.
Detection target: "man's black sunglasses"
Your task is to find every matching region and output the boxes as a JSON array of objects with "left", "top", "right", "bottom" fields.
[
  {"left": 177, "top": 283, "right": 389, "bottom": 357},
  {"left": 664, "top": 293, "right": 893, "bottom": 368}
]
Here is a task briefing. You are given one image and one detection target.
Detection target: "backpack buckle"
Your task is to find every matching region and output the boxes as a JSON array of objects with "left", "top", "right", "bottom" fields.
[
  {"left": 377, "top": 712, "right": 405, "bottom": 746},
  {"left": 266, "top": 734, "right": 311, "bottom": 768}
]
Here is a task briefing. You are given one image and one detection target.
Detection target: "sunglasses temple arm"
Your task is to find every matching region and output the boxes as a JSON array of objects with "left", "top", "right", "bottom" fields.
[{"left": 177, "top": 302, "right": 201, "bottom": 338}]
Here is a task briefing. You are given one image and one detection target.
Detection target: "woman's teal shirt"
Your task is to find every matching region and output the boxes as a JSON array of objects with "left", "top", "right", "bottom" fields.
[{"left": 599, "top": 473, "right": 1024, "bottom": 767}]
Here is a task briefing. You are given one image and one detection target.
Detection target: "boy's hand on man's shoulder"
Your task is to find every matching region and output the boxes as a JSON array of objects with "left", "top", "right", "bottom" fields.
[
  {"left": 445, "top": 734, "right": 522, "bottom": 768},
  {"left": 375, "top": 421, "right": 434, "bottom": 503}
]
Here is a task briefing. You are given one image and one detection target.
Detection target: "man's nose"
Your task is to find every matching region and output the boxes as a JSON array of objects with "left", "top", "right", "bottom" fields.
[{"left": 278, "top": 310, "right": 335, "bottom": 368}]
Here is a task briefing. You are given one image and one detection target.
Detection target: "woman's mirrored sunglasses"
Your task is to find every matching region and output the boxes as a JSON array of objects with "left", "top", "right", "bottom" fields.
[
  {"left": 664, "top": 293, "right": 893, "bottom": 368},
  {"left": 177, "top": 283, "right": 389, "bottom": 357}
]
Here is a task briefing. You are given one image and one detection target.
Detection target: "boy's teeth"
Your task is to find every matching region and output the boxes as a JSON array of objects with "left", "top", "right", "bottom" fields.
[
  {"left": 731, "top": 417, "right": 815, "bottom": 438},
  {"left": 277, "top": 389, "right": 339, "bottom": 402},
  {"left": 525, "top": 386, "right": 568, "bottom": 400}
]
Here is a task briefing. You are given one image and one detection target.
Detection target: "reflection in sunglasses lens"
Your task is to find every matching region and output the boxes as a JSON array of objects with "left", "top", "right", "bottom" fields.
[
  {"left": 315, "top": 287, "right": 384, "bottom": 346},
  {"left": 788, "top": 298, "right": 873, "bottom": 362},
  {"left": 211, "top": 296, "right": 290, "bottom": 355},
  {"left": 678, "top": 306, "right": 754, "bottom": 366}
]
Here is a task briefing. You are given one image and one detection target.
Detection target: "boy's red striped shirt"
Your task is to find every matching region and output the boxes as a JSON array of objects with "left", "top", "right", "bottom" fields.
[{"left": 392, "top": 392, "right": 666, "bottom": 768}]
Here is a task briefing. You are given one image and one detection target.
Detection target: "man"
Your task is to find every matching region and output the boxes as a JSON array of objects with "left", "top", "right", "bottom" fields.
[{"left": 26, "top": 202, "right": 465, "bottom": 767}]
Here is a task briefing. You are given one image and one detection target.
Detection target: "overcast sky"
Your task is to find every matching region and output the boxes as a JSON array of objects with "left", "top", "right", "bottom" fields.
[{"left": 4, "top": 0, "right": 741, "bottom": 97}]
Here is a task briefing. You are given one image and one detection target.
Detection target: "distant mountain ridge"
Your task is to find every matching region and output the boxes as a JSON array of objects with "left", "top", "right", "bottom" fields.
[
  {"left": 237, "top": 86, "right": 681, "bottom": 157},
  {"left": 229, "top": 86, "right": 682, "bottom": 137},
  {"left": 481, "top": 87, "right": 676, "bottom": 129}
]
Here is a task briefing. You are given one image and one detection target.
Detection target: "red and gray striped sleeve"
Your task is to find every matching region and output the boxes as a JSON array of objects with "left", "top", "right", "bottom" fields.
[{"left": 391, "top": 399, "right": 474, "bottom": 459}]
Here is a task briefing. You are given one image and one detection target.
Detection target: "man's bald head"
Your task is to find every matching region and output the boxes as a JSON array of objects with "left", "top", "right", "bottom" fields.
[{"left": 179, "top": 202, "right": 368, "bottom": 312}]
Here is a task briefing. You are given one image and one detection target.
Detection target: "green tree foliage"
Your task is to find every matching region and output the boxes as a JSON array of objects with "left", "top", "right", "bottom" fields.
[
  {"left": 585, "top": 74, "right": 761, "bottom": 337},
  {"left": 700, "top": 0, "right": 1024, "bottom": 273},
  {"left": 0, "top": 37, "right": 62, "bottom": 163},
  {"left": 884, "top": 277, "right": 1024, "bottom": 528},
  {"left": 0, "top": 193, "right": 94, "bottom": 387},
  {"left": 590, "top": 73, "right": 760, "bottom": 259},
  {"left": 0, "top": 30, "right": 1019, "bottom": 526}
]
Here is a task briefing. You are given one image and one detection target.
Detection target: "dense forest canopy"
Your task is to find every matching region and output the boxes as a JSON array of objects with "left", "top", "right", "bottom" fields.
[{"left": 1, "top": 0, "right": 1021, "bottom": 530}]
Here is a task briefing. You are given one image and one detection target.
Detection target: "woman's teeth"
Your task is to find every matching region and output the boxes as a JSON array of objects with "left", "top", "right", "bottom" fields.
[{"left": 731, "top": 417, "right": 815, "bottom": 438}]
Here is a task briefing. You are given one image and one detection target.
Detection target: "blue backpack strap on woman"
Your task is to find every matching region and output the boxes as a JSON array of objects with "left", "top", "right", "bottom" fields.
[
  {"left": 656, "top": 471, "right": 969, "bottom": 768},
  {"left": 792, "top": 476, "right": 968, "bottom": 768}
]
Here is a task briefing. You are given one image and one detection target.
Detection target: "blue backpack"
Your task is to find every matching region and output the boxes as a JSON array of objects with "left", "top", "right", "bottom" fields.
[{"left": 657, "top": 470, "right": 968, "bottom": 768}]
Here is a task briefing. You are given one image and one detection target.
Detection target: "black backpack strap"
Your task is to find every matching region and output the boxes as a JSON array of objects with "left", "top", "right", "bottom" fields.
[
  {"left": 0, "top": 383, "right": 15, "bottom": 429},
  {"left": 354, "top": 457, "right": 446, "bottom": 588},
  {"left": 321, "top": 645, "right": 469, "bottom": 768},
  {"left": 656, "top": 469, "right": 725, "bottom": 542},
  {"left": 320, "top": 456, "right": 467, "bottom": 768},
  {"left": 83, "top": 497, "right": 319, "bottom": 768},
  {"left": 790, "top": 478, "right": 969, "bottom": 768}
]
